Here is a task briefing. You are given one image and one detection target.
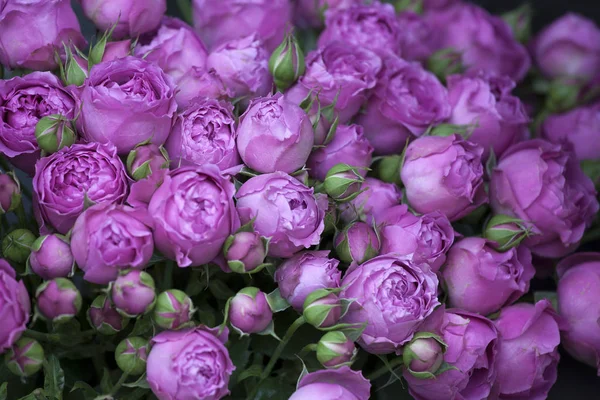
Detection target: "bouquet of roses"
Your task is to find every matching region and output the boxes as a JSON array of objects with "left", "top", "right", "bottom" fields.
[{"left": 0, "top": 0, "right": 599, "bottom": 399}]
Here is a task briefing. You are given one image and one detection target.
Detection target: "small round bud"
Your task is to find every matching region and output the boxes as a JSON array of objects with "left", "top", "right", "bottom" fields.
[
  {"left": 303, "top": 290, "right": 342, "bottom": 329},
  {"left": 153, "top": 289, "right": 195, "bottom": 330},
  {"left": 323, "top": 164, "right": 365, "bottom": 202},
  {"left": 115, "top": 337, "right": 149, "bottom": 375},
  {"left": 223, "top": 232, "right": 267, "bottom": 273},
  {"left": 88, "top": 294, "right": 129, "bottom": 335},
  {"left": 229, "top": 287, "right": 273, "bottom": 334},
  {"left": 64, "top": 50, "right": 88, "bottom": 86},
  {"left": 2, "top": 229, "right": 36, "bottom": 264},
  {"left": 0, "top": 172, "right": 21, "bottom": 214},
  {"left": 34, "top": 115, "right": 76, "bottom": 154},
  {"left": 35, "top": 278, "right": 82, "bottom": 323},
  {"left": 269, "top": 32, "right": 305, "bottom": 91},
  {"left": 316, "top": 331, "right": 357, "bottom": 369},
  {"left": 403, "top": 336, "right": 445, "bottom": 378},
  {"left": 111, "top": 270, "right": 156, "bottom": 317},
  {"left": 377, "top": 154, "right": 403, "bottom": 185},
  {"left": 334, "top": 222, "right": 380, "bottom": 264},
  {"left": 126, "top": 143, "right": 169, "bottom": 181},
  {"left": 4, "top": 337, "right": 44, "bottom": 377},
  {"left": 484, "top": 214, "right": 530, "bottom": 252},
  {"left": 28, "top": 234, "right": 74, "bottom": 279}
]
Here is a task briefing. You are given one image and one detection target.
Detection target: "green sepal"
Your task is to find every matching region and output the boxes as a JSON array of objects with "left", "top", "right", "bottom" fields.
[{"left": 266, "top": 288, "right": 290, "bottom": 313}]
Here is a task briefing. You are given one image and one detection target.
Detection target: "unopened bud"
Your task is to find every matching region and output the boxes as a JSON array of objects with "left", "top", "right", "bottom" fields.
[
  {"left": 316, "top": 331, "right": 357, "bottom": 369},
  {"left": 88, "top": 294, "right": 129, "bottom": 335},
  {"left": 323, "top": 164, "right": 364, "bottom": 202},
  {"left": 0, "top": 172, "right": 21, "bottom": 214},
  {"left": 303, "top": 290, "right": 342, "bottom": 329},
  {"left": 484, "top": 214, "right": 531, "bottom": 251},
  {"left": 35, "top": 114, "right": 76, "bottom": 154},
  {"left": 334, "top": 222, "right": 380, "bottom": 264},
  {"left": 403, "top": 335, "right": 446, "bottom": 378},
  {"left": 229, "top": 287, "right": 273, "bottom": 334},
  {"left": 223, "top": 231, "right": 268, "bottom": 273},
  {"left": 377, "top": 154, "right": 403, "bottom": 185},
  {"left": 115, "top": 337, "right": 149, "bottom": 375},
  {"left": 111, "top": 270, "right": 156, "bottom": 317},
  {"left": 153, "top": 289, "right": 195, "bottom": 330},
  {"left": 126, "top": 143, "right": 169, "bottom": 181},
  {"left": 2, "top": 229, "right": 36, "bottom": 264},
  {"left": 269, "top": 32, "right": 305, "bottom": 91},
  {"left": 4, "top": 337, "right": 44, "bottom": 377},
  {"left": 28, "top": 234, "right": 74, "bottom": 279},
  {"left": 427, "top": 48, "right": 463, "bottom": 82},
  {"left": 35, "top": 278, "right": 82, "bottom": 323}
]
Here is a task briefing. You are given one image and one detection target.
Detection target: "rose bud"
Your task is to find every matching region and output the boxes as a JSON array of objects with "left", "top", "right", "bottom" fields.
[
  {"left": 374, "top": 205, "right": 454, "bottom": 272},
  {"left": 126, "top": 143, "right": 169, "bottom": 182},
  {"left": 425, "top": 3, "right": 531, "bottom": 82},
  {"left": 2, "top": 229, "right": 36, "bottom": 265},
  {"left": 34, "top": 114, "right": 76, "bottom": 155},
  {"left": 357, "top": 55, "right": 451, "bottom": 156},
  {"left": 165, "top": 98, "right": 239, "bottom": 171},
  {"left": 275, "top": 251, "right": 341, "bottom": 311},
  {"left": 556, "top": 253, "right": 600, "bottom": 374},
  {"left": 115, "top": 337, "right": 149, "bottom": 375},
  {"left": 316, "top": 331, "right": 357, "bottom": 369},
  {"left": 101, "top": 40, "right": 133, "bottom": 62},
  {"left": 135, "top": 17, "right": 208, "bottom": 84},
  {"left": 484, "top": 214, "right": 530, "bottom": 251},
  {"left": 323, "top": 201, "right": 338, "bottom": 236},
  {"left": 0, "top": 172, "right": 21, "bottom": 214},
  {"left": 397, "top": 11, "right": 437, "bottom": 63},
  {"left": 0, "top": 0, "right": 85, "bottom": 70},
  {"left": 303, "top": 290, "right": 342, "bottom": 329},
  {"left": 490, "top": 139, "right": 599, "bottom": 258},
  {"left": 174, "top": 67, "right": 232, "bottom": 108},
  {"left": 294, "top": 0, "right": 361, "bottom": 28},
  {"left": 426, "top": 48, "right": 464, "bottom": 82},
  {"left": 229, "top": 287, "right": 273, "bottom": 334},
  {"left": 111, "top": 270, "right": 156, "bottom": 317},
  {"left": 0, "top": 259, "right": 31, "bottom": 353},
  {"left": 442, "top": 237, "right": 535, "bottom": 315},
  {"left": 341, "top": 255, "right": 440, "bottom": 354},
  {"left": 71, "top": 203, "right": 154, "bottom": 285},
  {"left": 502, "top": 3, "right": 532, "bottom": 43},
  {"left": 147, "top": 326, "right": 235, "bottom": 400},
  {"left": 289, "top": 366, "right": 370, "bottom": 400},
  {"left": 35, "top": 278, "right": 82, "bottom": 324},
  {"left": 236, "top": 173, "right": 328, "bottom": 257},
  {"left": 33, "top": 142, "right": 129, "bottom": 234},
  {"left": 403, "top": 336, "right": 445, "bottom": 378},
  {"left": 61, "top": 47, "right": 88, "bottom": 87},
  {"left": 236, "top": 93, "right": 313, "bottom": 174},
  {"left": 446, "top": 71, "right": 529, "bottom": 160},
  {"left": 0, "top": 72, "right": 78, "bottom": 175},
  {"left": 307, "top": 124, "right": 373, "bottom": 182},
  {"left": 270, "top": 32, "right": 305, "bottom": 91},
  {"left": 28, "top": 234, "right": 74, "bottom": 280},
  {"left": 149, "top": 166, "right": 238, "bottom": 267},
  {"left": 339, "top": 177, "right": 402, "bottom": 224},
  {"left": 78, "top": 57, "right": 177, "bottom": 155},
  {"left": 192, "top": 0, "right": 290, "bottom": 51},
  {"left": 404, "top": 310, "right": 498, "bottom": 399},
  {"left": 531, "top": 13, "right": 600, "bottom": 82},
  {"left": 88, "top": 294, "right": 129, "bottom": 335},
  {"left": 334, "top": 222, "right": 380, "bottom": 265},
  {"left": 494, "top": 301, "right": 563, "bottom": 399},
  {"left": 323, "top": 164, "right": 364, "bottom": 203},
  {"left": 286, "top": 42, "right": 381, "bottom": 123},
  {"left": 223, "top": 232, "right": 267, "bottom": 274},
  {"left": 206, "top": 35, "right": 272, "bottom": 101},
  {"left": 81, "top": 0, "right": 166, "bottom": 39},
  {"left": 4, "top": 337, "right": 44, "bottom": 377},
  {"left": 153, "top": 289, "right": 195, "bottom": 330},
  {"left": 401, "top": 134, "right": 487, "bottom": 222}
]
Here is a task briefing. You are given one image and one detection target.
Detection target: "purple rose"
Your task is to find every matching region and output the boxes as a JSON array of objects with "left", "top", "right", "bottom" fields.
[
  {"left": 35, "top": 278, "right": 81, "bottom": 323},
  {"left": 396, "top": 11, "right": 436, "bottom": 63},
  {"left": 275, "top": 250, "right": 341, "bottom": 310},
  {"left": 404, "top": 309, "right": 498, "bottom": 400},
  {"left": 229, "top": 287, "right": 273, "bottom": 334},
  {"left": 148, "top": 165, "right": 238, "bottom": 267},
  {"left": 0, "top": 259, "right": 30, "bottom": 352},
  {"left": 286, "top": 42, "right": 382, "bottom": 123},
  {"left": 401, "top": 134, "right": 487, "bottom": 221},
  {"left": 192, "top": 0, "right": 291, "bottom": 52},
  {"left": 318, "top": 2, "right": 400, "bottom": 55},
  {"left": 205, "top": 35, "right": 272, "bottom": 101},
  {"left": 135, "top": 17, "right": 208, "bottom": 83},
  {"left": 341, "top": 255, "right": 440, "bottom": 354},
  {"left": 33, "top": 142, "right": 129, "bottom": 234},
  {"left": 289, "top": 366, "right": 371, "bottom": 400},
  {"left": 493, "top": 301, "right": 563, "bottom": 399},
  {"left": 147, "top": 326, "right": 235, "bottom": 400},
  {"left": 0, "top": 0, "right": 85, "bottom": 70},
  {"left": 447, "top": 71, "right": 529, "bottom": 160},
  {"left": 490, "top": 139, "right": 599, "bottom": 258},
  {"left": 293, "top": 0, "right": 361, "bottom": 28},
  {"left": 236, "top": 93, "right": 313, "bottom": 174},
  {"left": 334, "top": 221, "right": 380, "bottom": 265},
  {"left": 530, "top": 13, "right": 600, "bottom": 82},
  {"left": 556, "top": 253, "right": 600, "bottom": 374},
  {"left": 426, "top": 3, "right": 531, "bottom": 82},
  {"left": 375, "top": 205, "right": 454, "bottom": 272},
  {"left": 541, "top": 102, "right": 600, "bottom": 161},
  {"left": 339, "top": 177, "right": 402, "bottom": 224},
  {"left": 0, "top": 72, "right": 78, "bottom": 174},
  {"left": 28, "top": 234, "right": 74, "bottom": 280},
  {"left": 307, "top": 124, "right": 373, "bottom": 182},
  {"left": 80, "top": 0, "right": 166, "bottom": 39},
  {"left": 71, "top": 202, "right": 154, "bottom": 284},
  {"left": 357, "top": 55, "right": 450, "bottom": 155},
  {"left": 166, "top": 98, "right": 239, "bottom": 171},
  {"left": 174, "top": 67, "right": 232, "bottom": 108},
  {"left": 442, "top": 238, "right": 535, "bottom": 315},
  {"left": 78, "top": 57, "right": 177, "bottom": 155},
  {"left": 236, "top": 172, "right": 328, "bottom": 257}
]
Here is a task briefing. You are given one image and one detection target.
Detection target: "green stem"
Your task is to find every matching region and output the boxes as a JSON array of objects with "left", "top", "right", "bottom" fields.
[
  {"left": 367, "top": 357, "right": 404, "bottom": 381},
  {"left": 15, "top": 201, "right": 27, "bottom": 228},
  {"left": 176, "top": 0, "right": 193, "bottom": 24},
  {"left": 110, "top": 373, "right": 129, "bottom": 396},
  {"left": 163, "top": 261, "right": 174, "bottom": 291},
  {"left": 297, "top": 343, "right": 317, "bottom": 359},
  {"left": 23, "top": 329, "right": 96, "bottom": 344}
]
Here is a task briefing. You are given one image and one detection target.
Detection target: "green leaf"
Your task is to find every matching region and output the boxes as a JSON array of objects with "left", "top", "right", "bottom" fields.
[
  {"left": 208, "top": 280, "right": 235, "bottom": 301},
  {"left": 237, "top": 365, "right": 263, "bottom": 383},
  {"left": 43, "top": 355, "right": 64, "bottom": 400},
  {"left": 252, "top": 377, "right": 295, "bottom": 400},
  {"left": 533, "top": 291, "right": 558, "bottom": 310},
  {"left": 266, "top": 289, "right": 290, "bottom": 313},
  {"left": 69, "top": 381, "right": 97, "bottom": 399},
  {"left": 123, "top": 374, "right": 150, "bottom": 389},
  {"left": 130, "top": 314, "right": 154, "bottom": 337},
  {"left": 127, "top": 388, "right": 151, "bottom": 400},
  {"left": 0, "top": 383, "right": 7, "bottom": 400},
  {"left": 17, "top": 389, "right": 47, "bottom": 400},
  {"left": 99, "top": 368, "right": 113, "bottom": 394}
]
